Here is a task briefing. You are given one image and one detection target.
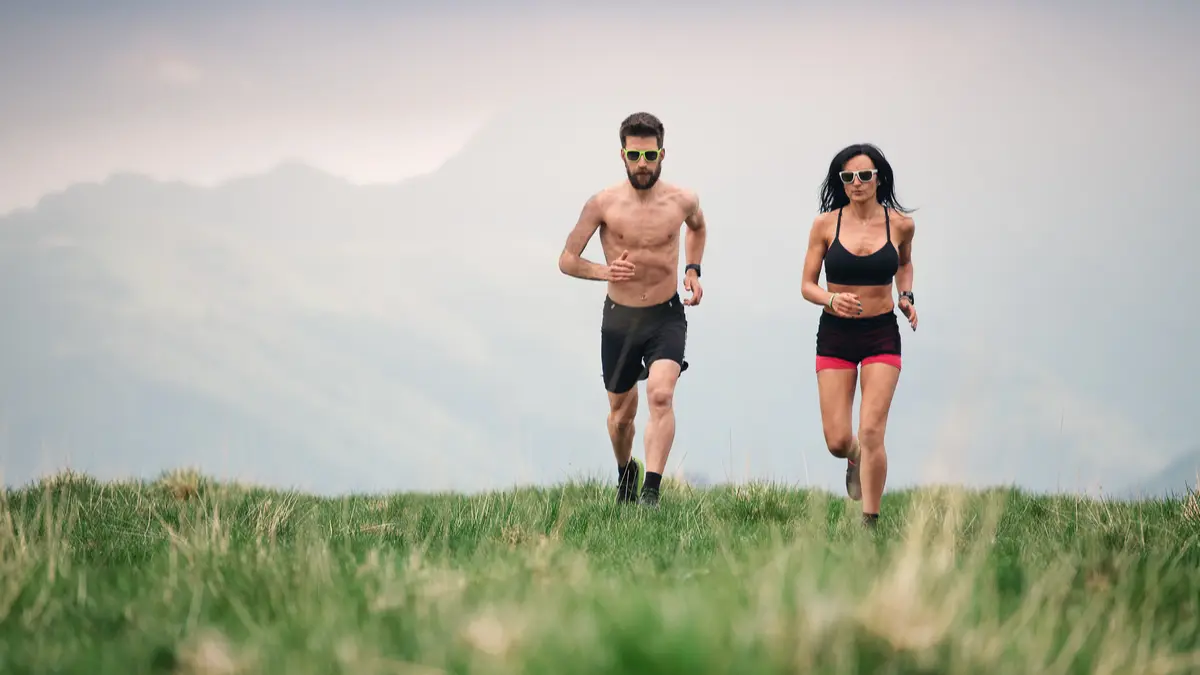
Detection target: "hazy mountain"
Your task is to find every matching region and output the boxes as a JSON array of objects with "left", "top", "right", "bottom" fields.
[
  {"left": 1, "top": 98, "right": 1196, "bottom": 496},
  {"left": 0, "top": 169, "right": 547, "bottom": 493},
  {"left": 1118, "top": 449, "right": 1200, "bottom": 499}
]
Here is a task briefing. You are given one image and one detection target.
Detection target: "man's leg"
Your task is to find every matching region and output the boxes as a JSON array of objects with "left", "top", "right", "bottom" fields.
[
  {"left": 857, "top": 357, "right": 902, "bottom": 526},
  {"left": 607, "top": 387, "right": 638, "bottom": 467},
  {"left": 642, "top": 359, "right": 681, "bottom": 502},
  {"left": 601, "top": 303, "right": 647, "bottom": 503},
  {"left": 638, "top": 301, "right": 687, "bottom": 506},
  {"left": 608, "top": 387, "right": 643, "bottom": 502}
]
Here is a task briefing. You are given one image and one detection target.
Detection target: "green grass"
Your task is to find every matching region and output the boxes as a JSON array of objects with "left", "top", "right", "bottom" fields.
[{"left": 2, "top": 467, "right": 1200, "bottom": 674}]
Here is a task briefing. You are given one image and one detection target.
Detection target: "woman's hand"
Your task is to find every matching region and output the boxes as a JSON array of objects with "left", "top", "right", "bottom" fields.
[
  {"left": 828, "top": 292, "right": 862, "bottom": 318},
  {"left": 899, "top": 295, "right": 918, "bottom": 331}
]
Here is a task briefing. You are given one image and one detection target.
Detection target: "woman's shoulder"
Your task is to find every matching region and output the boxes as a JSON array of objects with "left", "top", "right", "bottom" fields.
[{"left": 885, "top": 207, "right": 915, "bottom": 238}]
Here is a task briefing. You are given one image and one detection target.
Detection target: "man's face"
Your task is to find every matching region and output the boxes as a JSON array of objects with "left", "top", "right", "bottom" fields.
[{"left": 621, "top": 135, "right": 664, "bottom": 190}]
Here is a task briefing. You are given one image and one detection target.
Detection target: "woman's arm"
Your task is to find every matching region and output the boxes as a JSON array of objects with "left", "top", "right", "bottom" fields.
[
  {"left": 895, "top": 214, "right": 915, "bottom": 300},
  {"left": 802, "top": 215, "right": 859, "bottom": 316},
  {"left": 801, "top": 215, "right": 834, "bottom": 309},
  {"left": 895, "top": 214, "right": 918, "bottom": 330}
]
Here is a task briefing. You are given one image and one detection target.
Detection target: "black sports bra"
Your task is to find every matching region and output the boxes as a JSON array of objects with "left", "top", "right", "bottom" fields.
[{"left": 822, "top": 207, "right": 898, "bottom": 286}]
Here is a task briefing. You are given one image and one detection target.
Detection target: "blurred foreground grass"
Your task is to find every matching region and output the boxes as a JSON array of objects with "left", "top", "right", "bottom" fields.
[{"left": 2, "top": 468, "right": 1200, "bottom": 674}]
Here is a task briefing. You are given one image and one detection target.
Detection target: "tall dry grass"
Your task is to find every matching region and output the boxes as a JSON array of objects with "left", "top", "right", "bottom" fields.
[{"left": 0, "top": 468, "right": 1198, "bottom": 673}]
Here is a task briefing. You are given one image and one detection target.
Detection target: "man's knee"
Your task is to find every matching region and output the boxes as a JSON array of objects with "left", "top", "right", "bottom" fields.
[
  {"left": 609, "top": 416, "right": 635, "bottom": 440},
  {"left": 608, "top": 389, "right": 638, "bottom": 426},
  {"left": 645, "top": 360, "right": 679, "bottom": 414},
  {"left": 646, "top": 385, "right": 674, "bottom": 414}
]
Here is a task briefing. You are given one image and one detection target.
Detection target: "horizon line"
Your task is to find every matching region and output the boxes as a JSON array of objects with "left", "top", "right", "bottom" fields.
[{"left": 0, "top": 157, "right": 444, "bottom": 220}]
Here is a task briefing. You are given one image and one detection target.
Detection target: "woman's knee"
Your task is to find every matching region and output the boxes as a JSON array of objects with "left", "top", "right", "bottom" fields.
[
  {"left": 823, "top": 429, "right": 854, "bottom": 458},
  {"left": 859, "top": 423, "right": 886, "bottom": 453}
]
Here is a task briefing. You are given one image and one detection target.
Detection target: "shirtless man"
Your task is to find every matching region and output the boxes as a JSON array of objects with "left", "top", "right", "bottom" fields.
[{"left": 557, "top": 111, "right": 707, "bottom": 507}]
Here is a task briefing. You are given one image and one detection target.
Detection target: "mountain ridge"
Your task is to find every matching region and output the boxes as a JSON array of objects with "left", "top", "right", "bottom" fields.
[{"left": 2, "top": 102, "right": 1193, "bottom": 497}]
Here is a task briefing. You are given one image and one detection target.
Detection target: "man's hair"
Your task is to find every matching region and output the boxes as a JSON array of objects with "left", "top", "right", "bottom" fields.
[{"left": 619, "top": 112, "right": 664, "bottom": 147}]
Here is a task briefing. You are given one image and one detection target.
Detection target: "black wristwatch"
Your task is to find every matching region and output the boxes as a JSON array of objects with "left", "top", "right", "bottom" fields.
[
  {"left": 685, "top": 264, "right": 701, "bottom": 277},
  {"left": 898, "top": 290, "right": 914, "bottom": 304}
]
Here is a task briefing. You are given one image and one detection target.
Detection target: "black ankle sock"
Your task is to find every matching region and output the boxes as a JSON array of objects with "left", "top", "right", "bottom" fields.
[
  {"left": 644, "top": 471, "right": 662, "bottom": 493},
  {"left": 862, "top": 512, "right": 879, "bottom": 526}
]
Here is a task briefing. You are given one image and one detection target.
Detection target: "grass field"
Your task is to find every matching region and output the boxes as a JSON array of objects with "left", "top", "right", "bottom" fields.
[{"left": 2, "top": 468, "right": 1200, "bottom": 674}]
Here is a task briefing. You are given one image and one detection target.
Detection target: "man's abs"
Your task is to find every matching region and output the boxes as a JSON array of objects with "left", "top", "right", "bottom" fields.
[{"left": 606, "top": 249, "right": 678, "bottom": 306}]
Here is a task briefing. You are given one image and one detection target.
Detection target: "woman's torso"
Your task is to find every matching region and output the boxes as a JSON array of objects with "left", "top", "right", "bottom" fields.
[{"left": 822, "top": 206, "right": 898, "bottom": 317}]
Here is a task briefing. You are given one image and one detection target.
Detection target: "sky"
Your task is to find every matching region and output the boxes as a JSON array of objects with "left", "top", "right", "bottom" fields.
[{"left": 1, "top": 1, "right": 1198, "bottom": 496}]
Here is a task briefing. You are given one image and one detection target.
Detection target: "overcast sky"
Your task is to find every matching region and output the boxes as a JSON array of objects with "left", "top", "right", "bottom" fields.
[
  {"left": 5, "top": 0, "right": 1195, "bottom": 214},
  {"left": 2, "top": 1, "right": 1198, "bottom": 496}
]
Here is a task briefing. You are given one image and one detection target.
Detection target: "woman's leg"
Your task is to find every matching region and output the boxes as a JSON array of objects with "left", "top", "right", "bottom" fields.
[
  {"left": 857, "top": 357, "right": 902, "bottom": 519},
  {"left": 816, "top": 358, "right": 860, "bottom": 499}
]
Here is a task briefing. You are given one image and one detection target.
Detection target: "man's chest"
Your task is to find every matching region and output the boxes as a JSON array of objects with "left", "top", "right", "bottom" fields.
[{"left": 602, "top": 202, "right": 684, "bottom": 247}]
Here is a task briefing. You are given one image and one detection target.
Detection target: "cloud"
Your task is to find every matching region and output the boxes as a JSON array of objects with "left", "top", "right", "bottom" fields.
[
  {"left": 155, "top": 58, "right": 203, "bottom": 86},
  {"left": 929, "top": 336, "right": 1169, "bottom": 492}
]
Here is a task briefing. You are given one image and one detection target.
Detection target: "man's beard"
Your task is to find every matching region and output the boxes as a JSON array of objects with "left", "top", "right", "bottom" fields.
[{"left": 626, "top": 167, "right": 660, "bottom": 191}]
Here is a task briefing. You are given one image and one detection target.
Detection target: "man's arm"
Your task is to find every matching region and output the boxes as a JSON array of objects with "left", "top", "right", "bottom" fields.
[
  {"left": 558, "top": 193, "right": 611, "bottom": 281},
  {"left": 683, "top": 191, "right": 706, "bottom": 278}
]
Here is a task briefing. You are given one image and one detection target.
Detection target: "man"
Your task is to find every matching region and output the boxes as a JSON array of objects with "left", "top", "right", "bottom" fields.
[{"left": 557, "top": 111, "right": 707, "bottom": 507}]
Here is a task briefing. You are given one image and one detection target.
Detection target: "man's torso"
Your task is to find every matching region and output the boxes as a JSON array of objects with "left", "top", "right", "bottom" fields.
[{"left": 597, "top": 182, "right": 690, "bottom": 307}]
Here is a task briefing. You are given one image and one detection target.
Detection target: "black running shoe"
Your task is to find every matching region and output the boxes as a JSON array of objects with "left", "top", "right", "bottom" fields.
[
  {"left": 639, "top": 486, "right": 660, "bottom": 508},
  {"left": 617, "top": 457, "right": 644, "bottom": 503}
]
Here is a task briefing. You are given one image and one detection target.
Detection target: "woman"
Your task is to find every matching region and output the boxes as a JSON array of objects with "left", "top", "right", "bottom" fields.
[{"left": 801, "top": 142, "right": 918, "bottom": 528}]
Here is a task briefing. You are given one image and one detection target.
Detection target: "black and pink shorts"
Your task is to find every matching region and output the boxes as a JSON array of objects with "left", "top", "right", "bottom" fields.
[{"left": 814, "top": 309, "right": 902, "bottom": 372}]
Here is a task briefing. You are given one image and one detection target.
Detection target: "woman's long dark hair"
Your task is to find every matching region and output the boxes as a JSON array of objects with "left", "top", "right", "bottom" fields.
[{"left": 818, "top": 143, "right": 914, "bottom": 214}]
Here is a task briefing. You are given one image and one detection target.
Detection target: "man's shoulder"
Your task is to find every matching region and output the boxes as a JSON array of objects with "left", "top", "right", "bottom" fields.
[
  {"left": 597, "top": 181, "right": 636, "bottom": 201},
  {"left": 583, "top": 184, "right": 622, "bottom": 212},
  {"left": 660, "top": 182, "right": 699, "bottom": 208}
]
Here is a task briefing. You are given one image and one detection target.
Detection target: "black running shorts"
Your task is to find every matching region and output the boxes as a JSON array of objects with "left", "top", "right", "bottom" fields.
[
  {"left": 600, "top": 293, "right": 689, "bottom": 394},
  {"left": 814, "top": 310, "right": 902, "bottom": 371}
]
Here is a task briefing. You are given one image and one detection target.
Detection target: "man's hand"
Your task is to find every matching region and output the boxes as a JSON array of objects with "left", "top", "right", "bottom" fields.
[
  {"left": 683, "top": 270, "right": 703, "bottom": 306},
  {"left": 606, "top": 250, "right": 635, "bottom": 282},
  {"left": 899, "top": 295, "right": 918, "bottom": 331}
]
